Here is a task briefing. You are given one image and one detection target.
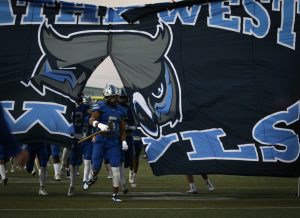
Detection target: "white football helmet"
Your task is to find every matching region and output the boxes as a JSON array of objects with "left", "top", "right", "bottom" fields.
[
  {"left": 116, "top": 87, "right": 127, "bottom": 97},
  {"left": 103, "top": 84, "right": 117, "bottom": 97}
]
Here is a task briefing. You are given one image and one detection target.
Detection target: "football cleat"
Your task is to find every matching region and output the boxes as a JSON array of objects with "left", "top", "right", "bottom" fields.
[
  {"left": 68, "top": 186, "right": 75, "bottom": 197},
  {"left": 54, "top": 174, "right": 61, "bottom": 181},
  {"left": 186, "top": 189, "right": 198, "bottom": 194},
  {"left": 112, "top": 194, "right": 122, "bottom": 202},
  {"left": 66, "top": 168, "right": 70, "bottom": 179},
  {"left": 31, "top": 170, "right": 37, "bottom": 176},
  {"left": 10, "top": 166, "right": 15, "bottom": 173},
  {"left": 122, "top": 184, "right": 128, "bottom": 194},
  {"left": 129, "top": 171, "right": 134, "bottom": 184},
  {"left": 59, "top": 165, "right": 65, "bottom": 177},
  {"left": 87, "top": 175, "right": 98, "bottom": 187},
  {"left": 82, "top": 181, "right": 89, "bottom": 191},
  {"left": 76, "top": 167, "right": 80, "bottom": 176},
  {"left": 38, "top": 187, "right": 49, "bottom": 196},
  {"left": 3, "top": 178, "right": 8, "bottom": 186},
  {"left": 206, "top": 180, "right": 215, "bottom": 192},
  {"left": 107, "top": 171, "right": 113, "bottom": 179}
]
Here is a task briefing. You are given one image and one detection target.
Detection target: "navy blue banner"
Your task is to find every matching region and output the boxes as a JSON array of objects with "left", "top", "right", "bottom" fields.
[{"left": 0, "top": 0, "right": 299, "bottom": 177}]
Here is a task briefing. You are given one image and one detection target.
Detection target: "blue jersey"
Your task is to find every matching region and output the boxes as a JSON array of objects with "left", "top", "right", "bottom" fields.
[
  {"left": 119, "top": 104, "right": 135, "bottom": 127},
  {"left": 82, "top": 111, "right": 92, "bottom": 137},
  {"left": 92, "top": 101, "right": 124, "bottom": 136},
  {"left": 132, "top": 128, "right": 143, "bottom": 140},
  {"left": 73, "top": 103, "right": 90, "bottom": 135}
]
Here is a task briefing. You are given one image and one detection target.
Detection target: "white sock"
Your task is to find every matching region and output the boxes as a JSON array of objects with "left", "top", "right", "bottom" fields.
[
  {"left": 189, "top": 183, "right": 196, "bottom": 190},
  {"left": 61, "top": 148, "right": 71, "bottom": 165},
  {"left": 129, "top": 170, "right": 133, "bottom": 177},
  {"left": 70, "top": 165, "right": 76, "bottom": 187},
  {"left": 119, "top": 163, "right": 126, "bottom": 186},
  {"left": 0, "top": 165, "right": 6, "bottom": 179},
  {"left": 39, "top": 167, "right": 46, "bottom": 187},
  {"left": 53, "top": 163, "right": 60, "bottom": 176},
  {"left": 83, "top": 160, "right": 91, "bottom": 182},
  {"left": 111, "top": 167, "right": 120, "bottom": 187},
  {"left": 35, "top": 158, "right": 40, "bottom": 170},
  {"left": 32, "top": 164, "right": 37, "bottom": 173}
]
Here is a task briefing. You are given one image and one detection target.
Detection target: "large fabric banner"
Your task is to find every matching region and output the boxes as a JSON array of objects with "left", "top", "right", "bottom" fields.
[{"left": 0, "top": 0, "right": 299, "bottom": 177}]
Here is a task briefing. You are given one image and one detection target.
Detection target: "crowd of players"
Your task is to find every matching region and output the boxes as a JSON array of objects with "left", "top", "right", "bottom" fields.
[
  {"left": 0, "top": 85, "right": 144, "bottom": 202},
  {"left": 0, "top": 84, "right": 214, "bottom": 202}
]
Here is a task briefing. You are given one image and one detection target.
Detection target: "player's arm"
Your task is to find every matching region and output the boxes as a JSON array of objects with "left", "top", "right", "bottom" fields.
[
  {"left": 89, "top": 111, "right": 100, "bottom": 126},
  {"left": 120, "top": 118, "right": 128, "bottom": 151},
  {"left": 120, "top": 119, "right": 126, "bottom": 142},
  {"left": 89, "top": 111, "right": 109, "bottom": 132}
]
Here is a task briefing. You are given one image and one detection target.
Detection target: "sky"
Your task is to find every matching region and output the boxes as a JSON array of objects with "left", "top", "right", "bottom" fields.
[{"left": 62, "top": 0, "right": 174, "bottom": 88}]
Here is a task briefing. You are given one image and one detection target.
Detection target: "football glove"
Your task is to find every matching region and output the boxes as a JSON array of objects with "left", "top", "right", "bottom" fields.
[
  {"left": 122, "top": 141, "right": 128, "bottom": 151},
  {"left": 98, "top": 123, "right": 109, "bottom": 132}
]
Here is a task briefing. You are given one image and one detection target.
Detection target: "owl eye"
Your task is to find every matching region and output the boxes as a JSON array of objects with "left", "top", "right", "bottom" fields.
[{"left": 152, "top": 83, "right": 164, "bottom": 98}]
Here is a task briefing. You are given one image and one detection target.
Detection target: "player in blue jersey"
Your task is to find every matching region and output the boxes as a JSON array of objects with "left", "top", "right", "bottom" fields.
[
  {"left": 67, "top": 94, "right": 90, "bottom": 196},
  {"left": 129, "top": 129, "right": 143, "bottom": 187},
  {"left": 80, "top": 97, "right": 94, "bottom": 191},
  {"left": 88, "top": 85, "right": 128, "bottom": 202},
  {"left": 117, "top": 88, "right": 143, "bottom": 188},
  {"left": 25, "top": 143, "right": 49, "bottom": 195},
  {"left": 116, "top": 87, "right": 137, "bottom": 192}
]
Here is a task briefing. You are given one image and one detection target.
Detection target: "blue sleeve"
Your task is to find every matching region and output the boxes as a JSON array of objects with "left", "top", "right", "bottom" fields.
[
  {"left": 0, "top": 105, "right": 21, "bottom": 157},
  {"left": 91, "top": 102, "right": 100, "bottom": 112},
  {"left": 92, "top": 101, "right": 104, "bottom": 112},
  {"left": 118, "top": 106, "right": 127, "bottom": 119}
]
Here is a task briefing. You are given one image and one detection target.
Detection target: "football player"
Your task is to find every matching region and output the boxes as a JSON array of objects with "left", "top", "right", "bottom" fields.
[
  {"left": 87, "top": 84, "right": 128, "bottom": 202},
  {"left": 67, "top": 93, "right": 89, "bottom": 196},
  {"left": 80, "top": 97, "right": 94, "bottom": 190},
  {"left": 117, "top": 88, "right": 137, "bottom": 190},
  {"left": 129, "top": 129, "right": 143, "bottom": 188}
]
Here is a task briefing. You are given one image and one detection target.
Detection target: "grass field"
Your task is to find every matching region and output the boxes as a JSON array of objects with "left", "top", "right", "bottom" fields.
[{"left": 0, "top": 158, "right": 299, "bottom": 218}]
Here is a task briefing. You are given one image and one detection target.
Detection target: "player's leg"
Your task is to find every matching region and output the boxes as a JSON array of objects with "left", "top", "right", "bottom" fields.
[
  {"left": 82, "top": 141, "right": 93, "bottom": 190},
  {"left": 10, "top": 157, "right": 15, "bottom": 173},
  {"left": 51, "top": 144, "right": 61, "bottom": 181},
  {"left": 122, "top": 137, "right": 133, "bottom": 192},
  {"left": 130, "top": 139, "right": 143, "bottom": 187},
  {"left": 60, "top": 147, "right": 71, "bottom": 177},
  {"left": 68, "top": 143, "right": 81, "bottom": 196},
  {"left": 119, "top": 149, "right": 127, "bottom": 194},
  {"left": 87, "top": 141, "right": 105, "bottom": 189},
  {"left": 36, "top": 144, "right": 49, "bottom": 196},
  {"left": 0, "top": 144, "right": 8, "bottom": 186},
  {"left": 107, "top": 142, "right": 122, "bottom": 202},
  {"left": 186, "top": 175, "right": 197, "bottom": 194},
  {"left": 25, "top": 144, "right": 40, "bottom": 180},
  {"left": 201, "top": 174, "right": 215, "bottom": 192},
  {"left": 76, "top": 147, "right": 83, "bottom": 177},
  {"left": 104, "top": 158, "right": 112, "bottom": 179}
]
